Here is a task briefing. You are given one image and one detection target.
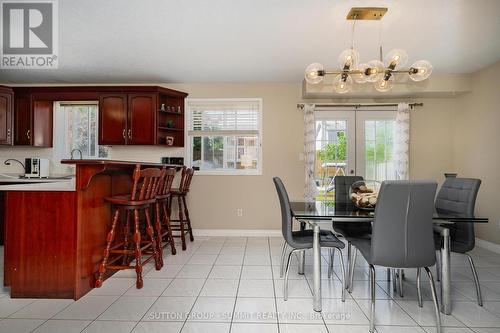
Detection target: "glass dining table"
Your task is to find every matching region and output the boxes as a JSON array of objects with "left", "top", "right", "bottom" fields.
[{"left": 289, "top": 200, "right": 489, "bottom": 314}]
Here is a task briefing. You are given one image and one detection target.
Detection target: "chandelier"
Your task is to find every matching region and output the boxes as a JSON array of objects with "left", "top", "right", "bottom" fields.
[{"left": 304, "top": 7, "right": 433, "bottom": 93}]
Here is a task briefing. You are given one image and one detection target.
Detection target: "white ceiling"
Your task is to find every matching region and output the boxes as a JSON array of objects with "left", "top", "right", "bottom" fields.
[{"left": 1, "top": 0, "right": 500, "bottom": 83}]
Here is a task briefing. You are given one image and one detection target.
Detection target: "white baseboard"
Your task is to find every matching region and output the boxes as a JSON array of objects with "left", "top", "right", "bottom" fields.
[
  {"left": 475, "top": 237, "right": 500, "bottom": 254},
  {"left": 193, "top": 229, "right": 282, "bottom": 237}
]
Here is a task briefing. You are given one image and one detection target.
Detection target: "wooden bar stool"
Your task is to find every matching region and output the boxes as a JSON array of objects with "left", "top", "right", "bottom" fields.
[
  {"left": 169, "top": 166, "right": 195, "bottom": 251},
  {"left": 155, "top": 167, "right": 177, "bottom": 266},
  {"left": 95, "top": 165, "right": 163, "bottom": 289}
]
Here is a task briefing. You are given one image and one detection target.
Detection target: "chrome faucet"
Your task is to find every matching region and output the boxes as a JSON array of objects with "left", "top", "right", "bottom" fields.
[
  {"left": 4, "top": 159, "right": 26, "bottom": 172},
  {"left": 70, "top": 149, "right": 83, "bottom": 160}
]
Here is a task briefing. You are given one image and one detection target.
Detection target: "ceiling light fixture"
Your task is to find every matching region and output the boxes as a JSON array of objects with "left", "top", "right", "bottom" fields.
[{"left": 304, "top": 7, "right": 433, "bottom": 93}]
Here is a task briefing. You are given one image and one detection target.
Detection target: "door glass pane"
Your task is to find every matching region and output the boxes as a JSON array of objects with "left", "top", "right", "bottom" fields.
[
  {"left": 315, "top": 119, "right": 348, "bottom": 201},
  {"left": 364, "top": 119, "right": 396, "bottom": 181}
]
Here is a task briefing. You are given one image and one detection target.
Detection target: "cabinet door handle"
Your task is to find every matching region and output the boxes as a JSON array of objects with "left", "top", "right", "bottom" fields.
[
  {"left": 128, "top": 129, "right": 132, "bottom": 140},
  {"left": 26, "top": 129, "right": 30, "bottom": 140},
  {"left": 122, "top": 129, "right": 126, "bottom": 139}
]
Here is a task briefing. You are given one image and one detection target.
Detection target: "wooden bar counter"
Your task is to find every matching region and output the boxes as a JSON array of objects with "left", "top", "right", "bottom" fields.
[{"left": 3, "top": 159, "right": 177, "bottom": 299}]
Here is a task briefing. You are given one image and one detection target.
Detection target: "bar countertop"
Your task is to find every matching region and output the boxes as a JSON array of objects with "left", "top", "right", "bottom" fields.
[{"left": 61, "top": 159, "right": 174, "bottom": 167}]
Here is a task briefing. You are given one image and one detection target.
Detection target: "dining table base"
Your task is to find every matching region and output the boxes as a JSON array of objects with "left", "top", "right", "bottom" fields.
[{"left": 440, "top": 227, "right": 452, "bottom": 315}]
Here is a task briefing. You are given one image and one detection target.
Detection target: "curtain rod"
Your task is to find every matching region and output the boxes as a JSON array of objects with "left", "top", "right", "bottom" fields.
[{"left": 297, "top": 102, "right": 423, "bottom": 109}]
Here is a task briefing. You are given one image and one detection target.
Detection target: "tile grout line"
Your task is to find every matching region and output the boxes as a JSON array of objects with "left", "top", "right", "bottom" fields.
[
  {"left": 266, "top": 237, "right": 281, "bottom": 333},
  {"left": 129, "top": 239, "right": 197, "bottom": 333},
  {"left": 178, "top": 237, "right": 231, "bottom": 332},
  {"left": 228, "top": 237, "right": 248, "bottom": 333}
]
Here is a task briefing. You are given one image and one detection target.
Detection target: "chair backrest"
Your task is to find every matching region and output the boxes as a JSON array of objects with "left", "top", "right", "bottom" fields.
[
  {"left": 435, "top": 175, "right": 481, "bottom": 252},
  {"left": 157, "top": 167, "right": 176, "bottom": 196},
  {"left": 273, "top": 177, "right": 294, "bottom": 244},
  {"left": 334, "top": 176, "right": 364, "bottom": 206},
  {"left": 371, "top": 180, "right": 438, "bottom": 268},
  {"left": 179, "top": 166, "right": 195, "bottom": 193},
  {"left": 130, "top": 166, "right": 163, "bottom": 201}
]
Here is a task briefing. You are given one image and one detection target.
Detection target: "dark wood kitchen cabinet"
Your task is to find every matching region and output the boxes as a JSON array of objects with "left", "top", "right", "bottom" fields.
[
  {"left": 99, "top": 94, "right": 128, "bottom": 145},
  {"left": 99, "top": 93, "right": 156, "bottom": 145},
  {"left": 13, "top": 93, "right": 53, "bottom": 147},
  {"left": 127, "top": 94, "right": 156, "bottom": 145},
  {"left": 0, "top": 86, "right": 14, "bottom": 145},
  {"left": 6, "top": 86, "right": 186, "bottom": 147}
]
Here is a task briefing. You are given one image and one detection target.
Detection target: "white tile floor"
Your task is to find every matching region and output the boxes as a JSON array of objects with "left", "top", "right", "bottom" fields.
[{"left": 1, "top": 237, "right": 500, "bottom": 332}]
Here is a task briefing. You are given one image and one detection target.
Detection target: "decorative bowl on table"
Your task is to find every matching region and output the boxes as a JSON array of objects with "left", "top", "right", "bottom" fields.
[{"left": 349, "top": 180, "right": 381, "bottom": 211}]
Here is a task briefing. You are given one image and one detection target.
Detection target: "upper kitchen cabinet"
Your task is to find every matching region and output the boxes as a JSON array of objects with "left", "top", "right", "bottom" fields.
[
  {"left": 99, "top": 93, "right": 156, "bottom": 145},
  {"left": 127, "top": 94, "right": 156, "bottom": 145},
  {"left": 4, "top": 86, "right": 186, "bottom": 147},
  {"left": 0, "top": 86, "right": 14, "bottom": 145},
  {"left": 99, "top": 94, "right": 128, "bottom": 145},
  {"left": 98, "top": 87, "right": 187, "bottom": 146},
  {"left": 13, "top": 91, "right": 53, "bottom": 147}
]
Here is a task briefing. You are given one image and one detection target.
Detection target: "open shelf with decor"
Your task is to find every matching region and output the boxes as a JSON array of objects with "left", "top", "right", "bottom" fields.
[{"left": 156, "top": 91, "right": 186, "bottom": 147}]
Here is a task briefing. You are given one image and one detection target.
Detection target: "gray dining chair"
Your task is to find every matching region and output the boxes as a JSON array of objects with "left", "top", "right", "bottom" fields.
[
  {"left": 331, "top": 176, "right": 372, "bottom": 291},
  {"left": 349, "top": 180, "right": 441, "bottom": 333},
  {"left": 433, "top": 174, "right": 483, "bottom": 306},
  {"left": 273, "top": 177, "right": 346, "bottom": 302}
]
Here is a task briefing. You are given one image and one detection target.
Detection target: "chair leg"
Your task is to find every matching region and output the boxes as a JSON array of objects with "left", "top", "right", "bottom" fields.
[
  {"left": 284, "top": 249, "right": 297, "bottom": 301},
  {"left": 348, "top": 247, "right": 357, "bottom": 293},
  {"left": 386, "top": 268, "right": 391, "bottom": 281},
  {"left": 398, "top": 269, "right": 404, "bottom": 297},
  {"left": 345, "top": 242, "right": 351, "bottom": 290},
  {"left": 369, "top": 264, "right": 376, "bottom": 333},
  {"left": 133, "top": 209, "right": 144, "bottom": 289},
  {"left": 435, "top": 250, "right": 442, "bottom": 282},
  {"left": 182, "top": 196, "right": 194, "bottom": 242},
  {"left": 465, "top": 253, "right": 483, "bottom": 306},
  {"left": 144, "top": 207, "right": 162, "bottom": 270},
  {"left": 328, "top": 248, "right": 333, "bottom": 278},
  {"left": 162, "top": 202, "right": 177, "bottom": 255},
  {"left": 154, "top": 203, "right": 164, "bottom": 267},
  {"left": 280, "top": 241, "right": 288, "bottom": 278},
  {"left": 392, "top": 269, "right": 397, "bottom": 293},
  {"left": 416, "top": 268, "right": 423, "bottom": 307},
  {"left": 122, "top": 210, "right": 131, "bottom": 265},
  {"left": 177, "top": 196, "right": 187, "bottom": 251},
  {"left": 336, "top": 248, "right": 346, "bottom": 302},
  {"left": 425, "top": 267, "right": 442, "bottom": 333},
  {"left": 95, "top": 208, "right": 120, "bottom": 288}
]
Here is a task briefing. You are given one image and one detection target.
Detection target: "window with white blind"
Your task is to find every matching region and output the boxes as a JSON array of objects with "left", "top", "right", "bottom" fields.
[{"left": 186, "top": 99, "right": 262, "bottom": 175}]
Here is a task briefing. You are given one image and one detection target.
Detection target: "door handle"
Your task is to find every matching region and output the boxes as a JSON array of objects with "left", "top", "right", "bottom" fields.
[
  {"left": 26, "top": 129, "right": 30, "bottom": 140},
  {"left": 128, "top": 129, "right": 132, "bottom": 140},
  {"left": 7, "top": 129, "right": 10, "bottom": 141},
  {"left": 122, "top": 129, "right": 126, "bottom": 139}
]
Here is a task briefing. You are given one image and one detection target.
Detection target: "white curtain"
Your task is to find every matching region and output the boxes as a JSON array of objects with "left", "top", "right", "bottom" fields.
[
  {"left": 394, "top": 103, "right": 411, "bottom": 180},
  {"left": 303, "top": 104, "right": 318, "bottom": 200}
]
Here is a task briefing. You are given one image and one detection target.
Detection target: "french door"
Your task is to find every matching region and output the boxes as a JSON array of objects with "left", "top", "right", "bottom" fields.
[{"left": 314, "top": 109, "right": 397, "bottom": 196}]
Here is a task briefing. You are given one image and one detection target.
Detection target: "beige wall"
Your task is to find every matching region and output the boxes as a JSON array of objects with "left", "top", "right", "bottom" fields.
[
  {"left": 0, "top": 82, "right": 468, "bottom": 233},
  {"left": 453, "top": 60, "right": 500, "bottom": 244},
  {"left": 112, "top": 84, "right": 458, "bottom": 231}
]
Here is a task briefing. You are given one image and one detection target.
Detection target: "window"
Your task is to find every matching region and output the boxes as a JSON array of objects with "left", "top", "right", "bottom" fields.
[
  {"left": 54, "top": 102, "right": 107, "bottom": 159},
  {"left": 186, "top": 99, "right": 262, "bottom": 175},
  {"left": 314, "top": 109, "right": 397, "bottom": 199},
  {"left": 363, "top": 119, "right": 395, "bottom": 181}
]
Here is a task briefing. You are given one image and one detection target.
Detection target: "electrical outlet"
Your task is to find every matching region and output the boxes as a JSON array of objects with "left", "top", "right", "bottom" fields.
[{"left": 237, "top": 208, "right": 243, "bottom": 217}]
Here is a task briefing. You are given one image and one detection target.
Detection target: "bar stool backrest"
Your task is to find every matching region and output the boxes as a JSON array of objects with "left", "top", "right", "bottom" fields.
[
  {"left": 179, "top": 167, "right": 195, "bottom": 193},
  {"left": 131, "top": 166, "right": 163, "bottom": 201},
  {"left": 158, "top": 168, "right": 176, "bottom": 196}
]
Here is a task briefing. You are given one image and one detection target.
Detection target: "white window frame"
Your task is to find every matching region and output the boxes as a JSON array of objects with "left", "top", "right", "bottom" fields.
[
  {"left": 53, "top": 101, "right": 101, "bottom": 161},
  {"left": 185, "top": 98, "right": 263, "bottom": 176}
]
